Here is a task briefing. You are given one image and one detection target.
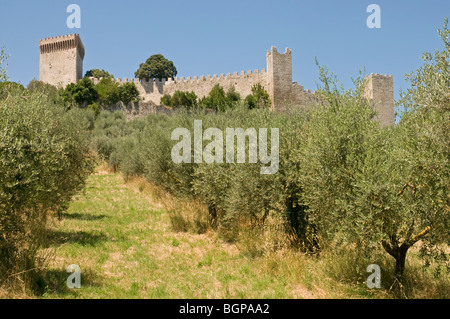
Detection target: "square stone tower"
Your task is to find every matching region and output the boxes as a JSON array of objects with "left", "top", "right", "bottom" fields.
[
  {"left": 363, "top": 73, "right": 395, "bottom": 127},
  {"left": 266, "top": 46, "right": 293, "bottom": 111},
  {"left": 39, "top": 34, "right": 85, "bottom": 87}
]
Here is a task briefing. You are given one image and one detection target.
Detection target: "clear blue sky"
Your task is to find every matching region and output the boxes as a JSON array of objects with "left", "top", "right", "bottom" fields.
[{"left": 0, "top": 0, "right": 448, "bottom": 103}]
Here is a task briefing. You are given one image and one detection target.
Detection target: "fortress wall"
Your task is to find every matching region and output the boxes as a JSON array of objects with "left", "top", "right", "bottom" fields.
[
  {"left": 113, "top": 69, "right": 268, "bottom": 104},
  {"left": 289, "top": 83, "right": 319, "bottom": 108},
  {"left": 39, "top": 34, "right": 395, "bottom": 127},
  {"left": 92, "top": 72, "right": 395, "bottom": 128},
  {"left": 169, "top": 69, "right": 268, "bottom": 99}
]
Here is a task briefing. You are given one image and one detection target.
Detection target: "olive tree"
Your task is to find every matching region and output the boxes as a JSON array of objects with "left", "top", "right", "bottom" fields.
[
  {"left": 0, "top": 61, "right": 94, "bottom": 284},
  {"left": 0, "top": 46, "right": 8, "bottom": 82},
  {"left": 370, "top": 18, "right": 449, "bottom": 278},
  {"left": 299, "top": 20, "right": 449, "bottom": 280}
]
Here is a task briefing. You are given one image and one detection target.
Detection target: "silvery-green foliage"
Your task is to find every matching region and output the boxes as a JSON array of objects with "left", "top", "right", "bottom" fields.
[{"left": 0, "top": 85, "right": 94, "bottom": 280}]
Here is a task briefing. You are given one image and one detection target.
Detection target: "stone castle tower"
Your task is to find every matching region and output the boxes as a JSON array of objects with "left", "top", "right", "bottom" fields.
[
  {"left": 265, "top": 46, "right": 395, "bottom": 126},
  {"left": 38, "top": 34, "right": 395, "bottom": 126},
  {"left": 266, "top": 47, "right": 293, "bottom": 110},
  {"left": 362, "top": 73, "right": 395, "bottom": 126},
  {"left": 39, "top": 34, "right": 85, "bottom": 87}
]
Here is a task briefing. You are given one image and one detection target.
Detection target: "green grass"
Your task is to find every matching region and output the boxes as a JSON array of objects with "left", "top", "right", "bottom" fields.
[{"left": 37, "top": 168, "right": 448, "bottom": 299}]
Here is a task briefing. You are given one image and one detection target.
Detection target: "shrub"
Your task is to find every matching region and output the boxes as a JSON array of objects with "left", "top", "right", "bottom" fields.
[
  {"left": 110, "top": 134, "right": 145, "bottom": 179},
  {"left": 139, "top": 111, "right": 196, "bottom": 197},
  {"left": 88, "top": 102, "right": 101, "bottom": 116},
  {"left": 199, "top": 84, "right": 240, "bottom": 111},
  {"left": 0, "top": 81, "right": 26, "bottom": 101},
  {"left": 90, "top": 111, "right": 130, "bottom": 161},
  {"left": 244, "top": 94, "right": 257, "bottom": 110},
  {"left": 160, "top": 90, "right": 197, "bottom": 108},
  {"left": 244, "top": 83, "right": 271, "bottom": 109},
  {"left": 118, "top": 82, "right": 140, "bottom": 105},
  {"left": 226, "top": 86, "right": 241, "bottom": 104},
  {"left": 64, "top": 77, "right": 98, "bottom": 107},
  {"left": 0, "top": 86, "right": 94, "bottom": 289},
  {"left": 26, "top": 80, "right": 65, "bottom": 107},
  {"left": 171, "top": 90, "right": 197, "bottom": 108},
  {"left": 160, "top": 94, "right": 172, "bottom": 106},
  {"left": 96, "top": 78, "right": 120, "bottom": 106}
]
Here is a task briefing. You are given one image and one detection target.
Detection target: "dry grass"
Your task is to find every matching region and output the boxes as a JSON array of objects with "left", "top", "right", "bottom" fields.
[
  {"left": 120, "top": 174, "right": 449, "bottom": 299},
  {"left": 125, "top": 176, "right": 211, "bottom": 235},
  {"left": 5, "top": 167, "right": 446, "bottom": 299}
]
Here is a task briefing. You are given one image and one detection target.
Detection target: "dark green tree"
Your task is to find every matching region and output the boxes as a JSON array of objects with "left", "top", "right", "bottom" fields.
[
  {"left": 160, "top": 94, "right": 172, "bottom": 106},
  {"left": 199, "top": 84, "right": 227, "bottom": 111},
  {"left": 172, "top": 90, "right": 197, "bottom": 107},
  {"left": 199, "top": 84, "right": 240, "bottom": 111},
  {"left": 160, "top": 90, "right": 197, "bottom": 108},
  {"left": 118, "top": 82, "right": 140, "bottom": 105},
  {"left": 245, "top": 83, "right": 271, "bottom": 109},
  {"left": 84, "top": 69, "right": 114, "bottom": 79},
  {"left": 135, "top": 54, "right": 177, "bottom": 81},
  {"left": 226, "top": 86, "right": 241, "bottom": 104},
  {"left": 64, "top": 77, "right": 98, "bottom": 107},
  {"left": 96, "top": 77, "right": 120, "bottom": 106}
]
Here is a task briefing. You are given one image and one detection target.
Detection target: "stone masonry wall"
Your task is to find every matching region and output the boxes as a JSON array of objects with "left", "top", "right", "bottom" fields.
[
  {"left": 103, "top": 46, "right": 320, "bottom": 112},
  {"left": 38, "top": 34, "right": 395, "bottom": 126},
  {"left": 267, "top": 46, "right": 293, "bottom": 110},
  {"left": 363, "top": 73, "right": 395, "bottom": 127},
  {"left": 94, "top": 47, "right": 394, "bottom": 127},
  {"left": 108, "top": 69, "right": 268, "bottom": 106},
  {"left": 39, "top": 34, "right": 84, "bottom": 87}
]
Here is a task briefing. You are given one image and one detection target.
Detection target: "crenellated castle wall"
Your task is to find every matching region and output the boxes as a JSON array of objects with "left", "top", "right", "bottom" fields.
[
  {"left": 92, "top": 69, "right": 268, "bottom": 106},
  {"left": 39, "top": 34, "right": 395, "bottom": 127},
  {"left": 92, "top": 46, "right": 321, "bottom": 112}
]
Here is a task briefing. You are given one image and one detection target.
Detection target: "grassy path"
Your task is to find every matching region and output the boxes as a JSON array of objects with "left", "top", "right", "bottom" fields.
[{"left": 40, "top": 168, "right": 375, "bottom": 299}]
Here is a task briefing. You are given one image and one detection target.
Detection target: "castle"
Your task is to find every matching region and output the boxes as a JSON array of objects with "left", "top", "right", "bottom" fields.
[
  {"left": 39, "top": 34, "right": 394, "bottom": 126},
  {"left": 39, "top": 34, "right": 84, "bottom": 87}
]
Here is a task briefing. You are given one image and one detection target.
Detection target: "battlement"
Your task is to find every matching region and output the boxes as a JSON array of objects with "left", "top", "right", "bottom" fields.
[
  {"left": 38, "top": 34, "right": 394, "bottom": 125},
  {"left": 266, "top": 46, "right": 293, "bottom": 111},
  {"left": 39, "top": 34, "right": 85, "bottom": 87},
  {"left": 39, "top": 33, "right": 80, "bottom": 43},
  {"left": 105, "top": 66, "right": 269, "bottom": 106},
  {"left": 175, "top": 69, "right": 266, "bottom": 82},
  {"left": 267, "top": 46, "right": 292, "bottom": 57},
  {"left": 110, "top": 69, "right": 268, "bottom": 85},
  {"left": 39, "top": 34, "right": 85, "bottom": 60},
  {"left": 107, "top": 45, "right": 337, "bottom": 113},
  {"left": 367, "top": 73, "right": 393, "bottom": 78}
]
